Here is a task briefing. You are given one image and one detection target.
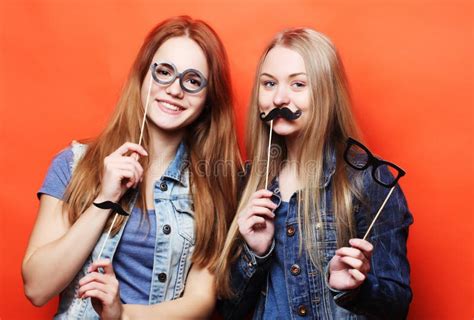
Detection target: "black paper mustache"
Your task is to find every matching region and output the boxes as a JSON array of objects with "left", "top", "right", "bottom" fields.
[
  {"left": 93, "top": 201, "right": 130, "bottom": 216},
  {"left": 260, "top": 107, "right": 302, "bottom": 121}
]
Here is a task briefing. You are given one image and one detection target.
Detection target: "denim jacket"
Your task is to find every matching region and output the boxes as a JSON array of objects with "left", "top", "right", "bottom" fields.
[
  {"left": 219, "top": 151, "right": 413, "bottom": 320},
  {"left": 54, "top": 141, "right": 195, "bottom": 319}
]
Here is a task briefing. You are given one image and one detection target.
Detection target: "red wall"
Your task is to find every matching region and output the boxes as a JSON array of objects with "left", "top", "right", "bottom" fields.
[{"left": 0, "top": 1, "right": 472, "bottom": 319}]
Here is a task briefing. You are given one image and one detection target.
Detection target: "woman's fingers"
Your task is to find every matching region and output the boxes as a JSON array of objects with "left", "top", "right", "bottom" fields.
[
  {"left": 240, "top": 216, "right": 267, "bottom": 233},
  {"left": 348, "top": 268, "right": 366, "bottom": 282},
  {"left": 105, "top": 158, "right": 144, "bottom": 190},
  {"left": 251, "top": 198, "right": 278, "bottom": 211},
  {"left": 79, "top": 260, "right": 118, "bottom": 300},
  {"left": 79, "top": 271, "right": 108, "bottom": 287},
  {"left": 238, "top": 190, "right": 278, "bottom": 221},
  {"left": 336, "top": 247, "right": 366, "bottom": 262},
  {"left": 340, "top": 256, "right": 364, "bottom": 270},
  {"left": 78, "top": 280, "right": 108, "bottom": 297},
  {"left": 249, "top": 189, "right": 274, "bottom": 201},
  {"left": 112, "top": 142, "right": 148, "bottom": 157},
  {"left": 88, "top": 259, "right": 115, "bottom": 274},
  {"left": 349, "top": 238, "right": 374, "bottom": 259},
  {"left": 337, "top": 252, "right": 370, "bottom": 274}
]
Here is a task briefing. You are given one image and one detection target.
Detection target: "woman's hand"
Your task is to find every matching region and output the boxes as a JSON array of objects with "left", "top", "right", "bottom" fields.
[
  {"left": 78, "top": 259, "right": 122, "bottom": 320},
  {"left": 237, "top": 189, "right": 277, "bottom": 256},
  {"left": 328, "top": 238, "right": 373, "bottom": 291},
  {"left": 97, "top": 142, "right": 148, "bottom": 203}
]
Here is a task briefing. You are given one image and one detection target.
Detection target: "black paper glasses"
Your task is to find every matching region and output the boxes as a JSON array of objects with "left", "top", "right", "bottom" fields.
[
  {"left": 150, "top": 61, "right": 208, "bottom": 94},
  {"left": 344, "top": 137, "right": 405, "bottom": 188},
  {"left": 344, "top": 137, "right": 407, "bottom": 240}
]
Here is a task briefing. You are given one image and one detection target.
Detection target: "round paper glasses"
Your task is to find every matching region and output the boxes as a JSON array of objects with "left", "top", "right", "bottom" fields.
[{"left": 150, "top": 61, "right": 208, "bottom": 94}]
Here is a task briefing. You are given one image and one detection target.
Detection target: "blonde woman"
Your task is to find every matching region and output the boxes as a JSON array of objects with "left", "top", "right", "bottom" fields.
[
  {"left": 216, "top": 28, "right": 412, "bottom": 319},
  {"left": 22, "top": 16, "right": 241, "bottom": 319}
]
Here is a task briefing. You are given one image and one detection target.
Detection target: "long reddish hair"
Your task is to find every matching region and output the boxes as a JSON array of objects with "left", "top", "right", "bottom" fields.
[{"left": 63, "top": 16, "right": 242, "bottom": 270}]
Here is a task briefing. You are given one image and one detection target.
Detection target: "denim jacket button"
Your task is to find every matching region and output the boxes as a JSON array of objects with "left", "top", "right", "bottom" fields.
[
  {"left": 158, "top": 273, "right": 167, "bottom": 282},
  {"left": 163, "top": 224, "right": 171, "bottom": 235},
  {"left": 297, "top": 305, "right": 308, "bottom": 316},
  {"left": 159, "top": 182, "right": 168, "bottom": 191},
  {"left": 286, "top": 225, "right": 295, "bottom": 237},
  {"left": 290, "top": 264, "right": 301, "bottom": 276}
]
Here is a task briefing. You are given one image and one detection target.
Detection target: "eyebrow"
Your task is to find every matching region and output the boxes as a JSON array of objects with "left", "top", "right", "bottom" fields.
[{"left": 260, "top": 72, "right": 307, "bottom": 78}]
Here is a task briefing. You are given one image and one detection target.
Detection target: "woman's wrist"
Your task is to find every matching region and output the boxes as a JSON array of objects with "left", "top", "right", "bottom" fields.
[{"left": 94, "top": 193, "right": 120, "bottom": 204}]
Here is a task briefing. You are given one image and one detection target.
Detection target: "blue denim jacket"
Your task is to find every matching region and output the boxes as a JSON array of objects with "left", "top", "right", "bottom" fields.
[
  {"left": 219, "top": 151, "right": 413, "bottom": 319},
  {"left": 54, "top": 141, "right": 195, "bottom": 319}
]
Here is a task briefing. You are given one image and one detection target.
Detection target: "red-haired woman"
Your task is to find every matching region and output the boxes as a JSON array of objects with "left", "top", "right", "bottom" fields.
[{"left": 22, "top": 16, "right": 241, "bottom": 319}]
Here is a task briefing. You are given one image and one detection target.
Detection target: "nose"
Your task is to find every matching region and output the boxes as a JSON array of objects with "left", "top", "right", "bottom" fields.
[
  {"left": 165, "top": 78, "right": 184, "bottom": 98},
  {"left": 273, "top": 85, "right": 290, "bottom": 107}
]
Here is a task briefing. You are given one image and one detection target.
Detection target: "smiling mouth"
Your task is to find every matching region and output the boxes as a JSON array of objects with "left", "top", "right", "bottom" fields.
[{"left": 157, "top": 100, "right": 185, "bottom": 112}]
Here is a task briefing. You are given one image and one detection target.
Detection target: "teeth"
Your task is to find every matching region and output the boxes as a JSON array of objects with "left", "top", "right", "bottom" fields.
[{"left": 161, "top": 101, "right": 181, "bottom": 111}]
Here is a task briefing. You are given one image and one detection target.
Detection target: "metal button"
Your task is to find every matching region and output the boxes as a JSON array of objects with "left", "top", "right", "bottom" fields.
[
  {"left": 158, "top": 273, "right": 167, "bottom": 282},
  {"left": 297, "top": 305, "right": 308, "bottom": 316},
  {"left": 163, "top": 224, "right": 171, "bottom": 235},
  {"left": 290, "top": 264, "right": 301, "bottom": 276},
  {"left": 159, "top": 181, "right": 168, "bottom": 191},
  {"left": 316, "top": 222, "right": 321, "bottom": 229},
  {"left": 286, "top": 225, "right": 295, "bottom": 237}
]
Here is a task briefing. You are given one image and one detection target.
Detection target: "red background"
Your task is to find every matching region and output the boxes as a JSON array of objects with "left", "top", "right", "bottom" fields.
[{"left": 0, "top": 0, "right": 472, "bottom": 319}]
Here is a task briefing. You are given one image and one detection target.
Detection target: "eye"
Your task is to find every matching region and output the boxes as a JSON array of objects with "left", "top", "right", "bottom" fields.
[
  {"left": 262, "top": 80, "right": 276, "bottom": 88},
  {"left": 292, "top": 81, "right": 306, "bottom": 89},
  {"left": 158, "top": 70, "right": 170, "bottom": 76},
  {"left": 186, "top": 78, "right": 201, "bottom": 87}
]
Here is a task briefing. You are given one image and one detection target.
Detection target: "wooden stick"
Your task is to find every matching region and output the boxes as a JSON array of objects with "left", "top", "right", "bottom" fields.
[
  {"left": 138, "top": 75, "right": 153, "bottom": 147},
  {"left": 362, "top": 186, "right": 396, "bottom": 240},
  {"left": 93, "top": 77, "right": 152, "bottom": 264},
  {"left": 264, "top": 120, "right": 273, "bottom": 189},
  {"left": 95, "top": 212, "right": 119, "bottom": 261}
]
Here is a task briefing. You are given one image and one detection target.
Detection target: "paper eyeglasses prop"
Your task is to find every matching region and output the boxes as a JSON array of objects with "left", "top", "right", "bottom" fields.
[{"left": 344, "top": 137, "right": 406, "bottom": 240}]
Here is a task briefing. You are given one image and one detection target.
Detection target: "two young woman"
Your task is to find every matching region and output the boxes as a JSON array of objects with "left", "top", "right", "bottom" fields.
[{"left": 23, "top": 17, "right": 412, "bottom": 320}]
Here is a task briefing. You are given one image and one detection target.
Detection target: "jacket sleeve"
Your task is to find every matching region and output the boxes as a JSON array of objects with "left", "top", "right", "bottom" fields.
[
  {"left": 331, "top": 166, "right": 413, "bottom": 319},
  {"left": 217, "top": 241, "right": 274, "bottom": 320}
]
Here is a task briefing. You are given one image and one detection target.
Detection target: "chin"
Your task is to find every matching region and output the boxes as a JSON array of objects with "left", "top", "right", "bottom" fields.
[{"left": 272, "top": 123, "right": 299, "bottom": 137}]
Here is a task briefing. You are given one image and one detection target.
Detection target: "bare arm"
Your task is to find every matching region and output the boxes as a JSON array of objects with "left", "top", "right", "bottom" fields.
[
  {"left": 22, "top": 194, "right": 112, "bottom": 306},
  {"left": 22, "top": 142, "right": 147, "bottom": 306},
  {"left": 122, "top": 265, "right": 216, "bottom": 320}
]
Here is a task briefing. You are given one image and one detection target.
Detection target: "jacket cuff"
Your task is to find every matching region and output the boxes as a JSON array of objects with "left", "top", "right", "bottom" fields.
[{"left": 242, "top": 240, "right": 275, "bottom": 267}]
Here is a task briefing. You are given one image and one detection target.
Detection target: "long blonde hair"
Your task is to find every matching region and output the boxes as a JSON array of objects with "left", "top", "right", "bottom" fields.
[
  {"left": 216, "top": 28, "right": 362, "bottom": 297},
  {"left": 63, "top": 16, "right": 242, "bottom": 271}
]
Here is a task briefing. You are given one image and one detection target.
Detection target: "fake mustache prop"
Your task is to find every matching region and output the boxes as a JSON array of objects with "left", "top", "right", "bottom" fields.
[
  {"left": 261, "top": 107, "right": 302, "bottom": 189},
  {"left": 260, "top": 107, "right": 302, "bottom": 122}
]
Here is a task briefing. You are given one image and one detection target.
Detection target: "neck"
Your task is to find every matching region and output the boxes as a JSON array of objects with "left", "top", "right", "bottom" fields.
[
  {"left": 147, "top": 123, "right": 184, "bottom": 165},
  {"left": 284, "top": 134, "right": 301, "bottom": 164}
]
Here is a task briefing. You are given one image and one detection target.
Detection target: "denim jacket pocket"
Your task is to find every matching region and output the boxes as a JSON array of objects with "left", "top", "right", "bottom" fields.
[{"left": 171, "top": 199, "right": 195, "bottom": 244}]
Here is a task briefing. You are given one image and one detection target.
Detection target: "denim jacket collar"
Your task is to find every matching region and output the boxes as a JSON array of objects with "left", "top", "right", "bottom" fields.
[{"left": 161, "top": 141, "right": 188, "bottom": 187}]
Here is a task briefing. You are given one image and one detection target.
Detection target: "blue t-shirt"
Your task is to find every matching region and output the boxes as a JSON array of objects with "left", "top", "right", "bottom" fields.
[
  {"left": 38, "top": 147, "right": 156, "bottom": 304},
  {"left": 263, "top": 201, "right": 292, "bottom": 318}
]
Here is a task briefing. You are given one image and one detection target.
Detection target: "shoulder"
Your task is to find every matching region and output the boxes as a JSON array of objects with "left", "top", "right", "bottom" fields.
[
  {"left": 37, "top": 141, "right": 89, "bottom": 200},
  {"left": 51, "top": 141, "right": 88, "bottom": 172}
]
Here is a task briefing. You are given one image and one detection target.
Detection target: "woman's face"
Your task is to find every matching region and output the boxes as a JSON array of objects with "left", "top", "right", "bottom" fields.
[
  {"left": 258, "top": 45, "right": 310, "bottom": 139},
  {"left": 141, "top": 36, "right": 209, "bottom": 133}
]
